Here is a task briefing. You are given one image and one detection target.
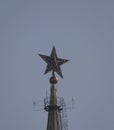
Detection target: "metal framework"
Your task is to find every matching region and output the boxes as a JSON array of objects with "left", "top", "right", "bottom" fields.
[{"left": 44, "top": 96, "right": 68, "bottom": 130}]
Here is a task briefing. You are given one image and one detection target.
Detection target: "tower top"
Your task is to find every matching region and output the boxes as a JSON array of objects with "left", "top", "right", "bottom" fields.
[{"left": 39, "top": 46, "right": 69, "bottom": 78}]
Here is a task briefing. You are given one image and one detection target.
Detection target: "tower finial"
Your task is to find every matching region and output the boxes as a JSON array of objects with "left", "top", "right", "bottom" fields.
[{"left": 39, "top": 46, "right": 69, "bottom": 78}]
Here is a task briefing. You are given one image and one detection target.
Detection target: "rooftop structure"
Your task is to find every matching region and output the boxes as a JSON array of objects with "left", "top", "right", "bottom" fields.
[{"left": 39, "top": 46, "right": 69, "bottom": 130}]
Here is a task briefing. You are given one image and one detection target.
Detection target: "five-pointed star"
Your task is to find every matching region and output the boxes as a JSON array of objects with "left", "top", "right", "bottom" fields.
[{"left": 39, "top": 46, "right": 69, "bottom": 78}]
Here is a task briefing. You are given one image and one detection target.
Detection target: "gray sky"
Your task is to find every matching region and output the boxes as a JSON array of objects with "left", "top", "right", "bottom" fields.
[{"left": 0, "top": 0, "right": 114, "bottom": 130}]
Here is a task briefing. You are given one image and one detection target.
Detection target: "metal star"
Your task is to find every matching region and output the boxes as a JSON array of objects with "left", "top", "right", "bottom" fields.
[{"left": 39, "top": 46, "right": 69, "bottom": 78}]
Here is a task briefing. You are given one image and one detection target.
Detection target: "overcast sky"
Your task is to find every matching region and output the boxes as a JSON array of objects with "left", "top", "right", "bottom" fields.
[{"left": 0, "top": 0, "right": 114, "bottom": 130}]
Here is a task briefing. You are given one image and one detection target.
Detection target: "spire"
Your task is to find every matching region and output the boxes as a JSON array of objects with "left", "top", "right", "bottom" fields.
[{"left": 39, "top": 46, "right": 69, "bottom": 130}]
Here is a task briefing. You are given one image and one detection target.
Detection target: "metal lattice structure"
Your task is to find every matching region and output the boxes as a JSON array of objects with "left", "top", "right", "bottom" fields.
[{"left": 44, "top": 97, "right": 68, "bottom": 130}]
